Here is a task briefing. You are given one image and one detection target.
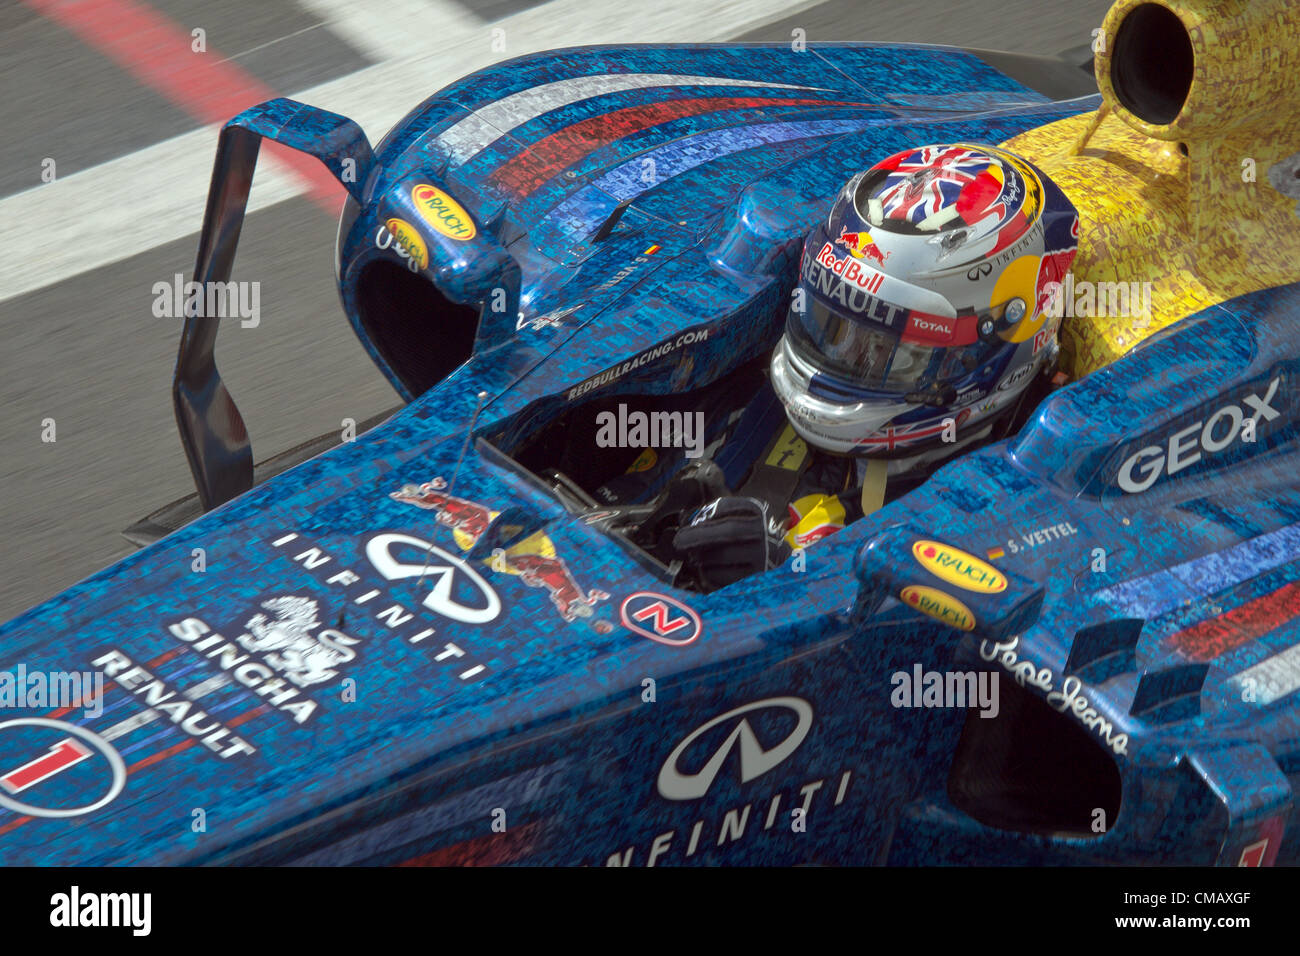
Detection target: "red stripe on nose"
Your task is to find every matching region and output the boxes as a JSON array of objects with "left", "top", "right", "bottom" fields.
[
  {"left": 1170, "top": 581, "right": 1300, "bottom": 661},
  {"left": 491, "top": 97, "right": 841, "bottom": 196}
]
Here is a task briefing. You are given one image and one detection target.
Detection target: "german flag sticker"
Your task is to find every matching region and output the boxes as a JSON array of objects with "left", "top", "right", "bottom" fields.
[
  {"left": 986, "top": 546, "right": 1005, "bottom": 560},
  {"left": 644, "top": 244, "right": 661, "bottom": 256}
]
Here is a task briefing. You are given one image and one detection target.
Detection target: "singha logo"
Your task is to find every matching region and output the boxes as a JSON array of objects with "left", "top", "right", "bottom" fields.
[{"left": 240, "top": 596, "right": 359, "bottom": 688}]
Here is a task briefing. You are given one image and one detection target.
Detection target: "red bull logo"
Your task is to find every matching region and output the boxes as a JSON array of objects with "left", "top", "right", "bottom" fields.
[
  {"left": 391, "top": 481, "right": 614, "bottom": 631},
  {"left": 496, "top": 551, "right": 610, "bottom": 623},
  {"left": 390, "top": 477, "right": 495, "bottom": 547},
  {"left": 814, "top": 242, "right": 886, "bottom": 296},
  {"left": 784, "top": 493, "right": 846, "bottom": 550},
  {"left": 836, "top": 227, "right": 890, "bottom": 267}
]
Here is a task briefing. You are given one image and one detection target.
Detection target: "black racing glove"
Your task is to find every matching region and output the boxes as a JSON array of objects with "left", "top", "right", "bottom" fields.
[{"left": 672, "top": 496, "right": 791, "bottom": 592}]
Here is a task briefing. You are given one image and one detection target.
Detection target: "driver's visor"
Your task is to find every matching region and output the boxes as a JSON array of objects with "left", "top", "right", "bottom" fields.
[{"left": 786, "top": 296, "right": 991, "bottom": 393}]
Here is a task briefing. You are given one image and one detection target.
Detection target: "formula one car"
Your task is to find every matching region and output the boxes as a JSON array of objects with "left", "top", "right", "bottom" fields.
[{"left": 2, "top": 0, "right": 1299, "bottom": 866}]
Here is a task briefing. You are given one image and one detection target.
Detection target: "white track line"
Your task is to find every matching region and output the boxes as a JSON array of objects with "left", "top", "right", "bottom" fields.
[
  {"left": 295, "top": 0, "right": 480, "bottom": 62},
  {"left": 0, "top": 0, "right": 818, "bottom": 306}
]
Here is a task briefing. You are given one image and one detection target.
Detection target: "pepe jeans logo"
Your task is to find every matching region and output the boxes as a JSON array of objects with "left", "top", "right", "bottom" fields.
[
  {"left": 900, "top": 585, "right": 976, "bottom": 631},
  {"left": 979, "top": 635, "right": 1129, "bottom": 755},
  {"left": 411, "top": 184, "right": 476, "bottom": 241},
  {"left": 912, "top": 316, "right": 950, "bottom": 335},
  {"left": 657, "top": 697, "right": 813, "bottom": 801},
  {"left": 911, "top": 540, "right": 1007, "bottom": 593}
]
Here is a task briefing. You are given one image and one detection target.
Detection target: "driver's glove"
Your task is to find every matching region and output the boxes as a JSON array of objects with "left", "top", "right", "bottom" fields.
[{"left": 671, "top": 496, "right": 791, "bottom": 592}]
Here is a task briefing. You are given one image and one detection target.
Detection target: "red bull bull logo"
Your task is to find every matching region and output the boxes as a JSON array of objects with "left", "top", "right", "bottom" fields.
[
  {"left": 836, "top": 227, "right": 890, "bottom": 267},
  {"left": 495, "top": 551, "right": 610, "bottom": 623},
  {"left": 390, "top": 477, "right": 495, "bottom": 547},
  {"left": 391, "top": 480, "right": 613, "bottom": 630},
  {"left": 814, "top": 241, "right": 886, "bottom": 296}
]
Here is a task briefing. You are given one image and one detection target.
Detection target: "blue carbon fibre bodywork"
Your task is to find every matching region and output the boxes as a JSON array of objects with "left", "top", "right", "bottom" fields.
[{"left": 3, "top": 42, "right": 1299, "bottom": 866}]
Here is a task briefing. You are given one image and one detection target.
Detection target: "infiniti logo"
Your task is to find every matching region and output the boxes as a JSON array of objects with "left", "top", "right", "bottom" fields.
[
  {"left": 365, "top": 532, "right": 501, "bottom": 624},
  {"left": 657, "top": 697, "right": 813, "bottom": 801}
]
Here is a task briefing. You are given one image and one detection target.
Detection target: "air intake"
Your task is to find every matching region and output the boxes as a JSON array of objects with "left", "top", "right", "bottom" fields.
[
  {"left": 1109, "top": 3, "right": 1193, "bottom": 126},
  {"left": 354, "top": 259, "right": 479, "bottom": 398}
]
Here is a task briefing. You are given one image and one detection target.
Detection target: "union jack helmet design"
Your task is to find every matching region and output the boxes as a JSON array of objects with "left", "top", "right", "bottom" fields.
[{"left": 771, "top": 142, "right": 1079, "bottom": 460}]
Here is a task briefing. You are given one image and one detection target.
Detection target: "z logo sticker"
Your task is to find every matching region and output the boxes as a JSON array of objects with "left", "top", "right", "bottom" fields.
[{"left": 621, "top": 592, "right": 702, "bottom": 646}]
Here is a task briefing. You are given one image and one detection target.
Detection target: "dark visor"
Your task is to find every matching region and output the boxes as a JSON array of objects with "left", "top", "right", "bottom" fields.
[{"left": 786, "top": 296, "right": 995, "bottom": 393}]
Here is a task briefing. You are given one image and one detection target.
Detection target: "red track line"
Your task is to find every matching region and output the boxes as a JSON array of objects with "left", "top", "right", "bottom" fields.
[
  {"left": 0, "top": 815, "right": 32, "bottom": 837},
  {"left": 46, "top": 700, "right": 88, "bottom": 720},
  {"left": 23, "top": 0, "right": 343, "bottom": 214},
  {"left": 144, "top": 647, "right": 186, "bottom": 671},
  {"left": 397, "top": 820, "right": 542, "bottom": 866}
]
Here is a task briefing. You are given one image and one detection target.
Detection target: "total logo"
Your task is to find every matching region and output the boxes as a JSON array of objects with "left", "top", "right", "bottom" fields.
[
  {"left": 1116, "top": 376, "right": 1281, "bottom": 494},
  {"left": 0, "top": 718, "right": 125, "bottom": 819},
  {"left": 620, "top": 592, "right": 702, "bottom": 647},
  {"left": 601, "top": 697, "right": 854, "bottom": 866},
  {"left": 910, "top": 315, "right": 953, "bottom": 337}
]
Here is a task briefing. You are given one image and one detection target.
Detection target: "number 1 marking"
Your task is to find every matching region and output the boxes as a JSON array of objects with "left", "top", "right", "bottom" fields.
[{"left": 1, "top": 738, "right": 93, "bottom": 794}]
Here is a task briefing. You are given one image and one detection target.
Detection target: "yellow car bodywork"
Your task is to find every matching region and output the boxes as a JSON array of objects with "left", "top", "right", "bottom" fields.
[{"left": 1002, "top": 0, "right": 1300, "bottom": 378}]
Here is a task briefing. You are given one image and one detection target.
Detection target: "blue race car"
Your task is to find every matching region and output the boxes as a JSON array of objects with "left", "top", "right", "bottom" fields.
[{"left": 2, "top": 0, "right": 1299, "bottom": 866}]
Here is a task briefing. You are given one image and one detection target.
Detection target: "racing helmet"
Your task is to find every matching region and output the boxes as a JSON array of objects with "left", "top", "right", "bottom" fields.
[{"left": 771, "top": 143, "right": 1079, "bottom": 457}]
